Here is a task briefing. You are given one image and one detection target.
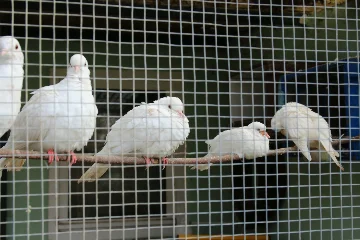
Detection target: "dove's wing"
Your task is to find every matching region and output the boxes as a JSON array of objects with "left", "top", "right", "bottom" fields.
[
  {"left": 4, "top": 85, "right": 58, "bottom": 150},
  {"left": 291, "top": 138, "right": 312, "bottom": 161},
  {"left": 206, "top": 129, "right": 245, "bottom": 158},
  {"left": 281, "top": 110, "right": 313, "bottom": 161},
  {"left": 103, "top": 104, "right": 188, "bottom": 156}
]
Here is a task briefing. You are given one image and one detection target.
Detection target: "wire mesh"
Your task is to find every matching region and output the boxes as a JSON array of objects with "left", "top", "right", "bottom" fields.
[{"left": 0, "top": 0, "right": 359, "bottom": 240}]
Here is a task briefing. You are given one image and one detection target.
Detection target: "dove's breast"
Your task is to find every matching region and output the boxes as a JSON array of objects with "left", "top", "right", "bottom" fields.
[
  {"left": 38, "top": 87, "right": 97, "bottom": 152},
  {"left": 139, "top": 114, "right": 190, "bottom": 158}
]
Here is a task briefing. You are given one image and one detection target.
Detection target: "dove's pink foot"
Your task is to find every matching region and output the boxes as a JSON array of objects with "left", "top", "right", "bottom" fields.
[
  {"left": 144, "top": 157, "right": 151, "bottom": 165},
  {"left": 144, "top": 157, "right": 157, "bottom": 169},
  {"left": 67, "top": 151, "right": 77, "bottom": 165},
  {"left": 47, "top": 149, "right": 59, "bottom": 164},
  {"left": 161, "top": 157, "right": 169, "bottom": 170},
  {"left": 144, "top": 157, "right": 152, "bottom": 167},
  {"left": 162, "top": 157, "right": 169, "bottom": 165}
]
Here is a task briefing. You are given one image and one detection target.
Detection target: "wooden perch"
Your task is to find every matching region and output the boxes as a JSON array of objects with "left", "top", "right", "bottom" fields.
[{"left": 0, "top": 136, "right": 358, "bottom": 166}]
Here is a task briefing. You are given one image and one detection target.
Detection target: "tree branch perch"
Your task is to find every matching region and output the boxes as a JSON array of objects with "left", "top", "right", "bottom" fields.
[{"left": 0, "top": 136, "right": 358, "bottom": 165}]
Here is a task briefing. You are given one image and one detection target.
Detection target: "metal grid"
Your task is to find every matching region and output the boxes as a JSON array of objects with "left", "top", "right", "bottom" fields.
[{"left": 0, "top": 0, "right": 359, "bottom": 240}]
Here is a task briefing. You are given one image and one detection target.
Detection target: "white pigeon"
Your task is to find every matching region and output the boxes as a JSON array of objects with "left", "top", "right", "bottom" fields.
[
  {"left": 0, "top": 36, "right": 24, "bottom": 138},
  {"left": 78, "top": 96, "right": 190, "bottom": 183},
  {"left": 192, "top": 122, "right": 270, "bottom": 171},
  {"left": 0, "top": 54, "right": 98, "bottom": 174},
  {"left": 271, "top": 102, "right": 343, "bottom": 171}
]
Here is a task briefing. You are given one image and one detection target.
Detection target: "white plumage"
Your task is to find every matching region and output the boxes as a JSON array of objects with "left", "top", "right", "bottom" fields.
[
  {"left": 0, "top": 36, "right": 24, "bottom": 138},
  {"left": 271, "top": 102, "right": 344, "bottom": 171},
  {"left": 78, "top": 96, "right": 190, "bottom": 182},
  {"left": 192, "top": 122, "right": 270, "bottom": 171},
  {"left": 0, "top": 54, "right": 98, "bottom": 174}
]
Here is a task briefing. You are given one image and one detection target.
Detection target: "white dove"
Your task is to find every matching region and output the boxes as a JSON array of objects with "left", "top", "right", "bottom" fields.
[
  {"left": 192, "top": 122, "right": 270, "bottom": 171},
  {"left": 78, "top": 96, "right": 190, "bottom": 183},
  {"left": 0, "top": 36, "right": 24, "bottom": 138},
  {"left": 0, "top": 54, "right": 98, "bottom": 173},
  {"left": 271, "top": 102, "right": 344, "bottom": 171}
]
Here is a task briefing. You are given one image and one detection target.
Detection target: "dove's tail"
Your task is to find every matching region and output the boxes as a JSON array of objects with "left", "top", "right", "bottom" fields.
[
  {"left": 0, "top": 157, "right": 26, "bottom": 177},
  {"left": 310, "top": 150, "right": 330, "bottom": 162},
  {"left": 320, "top": 140, "right": 344, "bottom": 171},
  {"left": 77, "top": 163, "right": 109, "bottom": 183},
  {"left": 189, "top": 153, "right": 213, "bottom": 171},
  {"left": 190, "top": 163, "right": 213, "bottom": 171}
]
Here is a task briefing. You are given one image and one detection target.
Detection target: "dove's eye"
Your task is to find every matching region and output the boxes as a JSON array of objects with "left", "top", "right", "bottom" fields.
[
  {"left": 84, "top": 63, "right": 87, "bottom": 66},
  {"left": 15, "top": 45, "right": 19, "bottom": 50},
  {"left": 168, "top": 105, "right": 171, "bottom": 109}
]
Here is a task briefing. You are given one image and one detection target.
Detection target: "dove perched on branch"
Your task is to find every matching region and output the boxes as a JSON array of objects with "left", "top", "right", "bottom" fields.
[
  {"left": 192, "top": 122, "right": 270, "bottom": 171},
  {"left": 271, "top": 102, "right": 344, "bottom": 171},
  {"left": 0, "top": 36, "right": 24, "bottom": 138},
  {"left": 78, "top": 96, "right": 190, "bottom": 183},
  {"left": 0, "top": 54, "right": 98, "bottom": 175}
]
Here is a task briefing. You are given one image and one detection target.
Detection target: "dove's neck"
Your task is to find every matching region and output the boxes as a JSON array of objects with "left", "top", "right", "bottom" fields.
[
  {"left": 0, "top": 64, "right": 24, "bottom": 119},
  {"left": 0, "top": 64, "right": 24, "bottom": 89},
  {"left": 0, "top": 54, "right": 24, "bottom": 65},
  {"left": 63, "top": 74, "right": 93, "bottom": 91},
  {"left": 245, "top": 126, "right": 261, "bottom": 136}
]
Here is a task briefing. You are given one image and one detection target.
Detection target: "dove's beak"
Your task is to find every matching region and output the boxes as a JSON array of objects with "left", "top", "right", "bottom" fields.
[
  {"left": 260, "top": 130, "right": 270, "bottom": 139},
  {"left": 0, "top": 49, "right": 7, "bottom": 56},
  {"left": 74, "top": 66, "right": 80, "bottom": 73},
  {"left": 177, "top": 110, "right": 185, "bottom": 118}
]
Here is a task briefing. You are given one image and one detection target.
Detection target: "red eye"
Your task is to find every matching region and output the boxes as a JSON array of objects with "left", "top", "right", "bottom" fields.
[{"left": 15, "top": 45, "right": 19, "bottom": 50}]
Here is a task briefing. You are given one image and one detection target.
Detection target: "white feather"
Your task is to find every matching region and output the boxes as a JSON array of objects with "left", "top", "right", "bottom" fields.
[
  {"left": 271, "top": 102, "right": 343, "bottom": 171},
  {"left": 78, "top": 96, "right": 190, "bottom": 182},
  {"left": 0, "top": 36, "right": 24, "bottom": 138},
  {"left": 0, "top": 54, "right": 98, "bottom": 174},
  {"left": 192, "top": 122, "right": 270, "bottom": 171}
]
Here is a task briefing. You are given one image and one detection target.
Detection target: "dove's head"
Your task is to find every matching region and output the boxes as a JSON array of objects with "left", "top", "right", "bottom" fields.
[
  {"left": 67, "top": 54, "right": 90, "bottom": 77},
  {"left": 248, "top": 121, "right": 270, "bottom": 139},
  {"left": 270, "top": 116, "right": 282, "bottom": 132},
  {"left": 271, "top": 102, "right": 302, "bottom": 132},
  {"left": 0, "top": 36, "right": 24, "bottom": 64},
  {"left": 285, "top": 102, "right": 304, "bottom": 108},
  {"left": 154, "top": 96, "right": 186, "bottom": 118}
]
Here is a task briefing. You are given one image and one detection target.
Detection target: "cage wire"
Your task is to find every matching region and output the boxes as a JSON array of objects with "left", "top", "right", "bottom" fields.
[{"left": 0, "top": 0, "right": 359, "bottom": 240}]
